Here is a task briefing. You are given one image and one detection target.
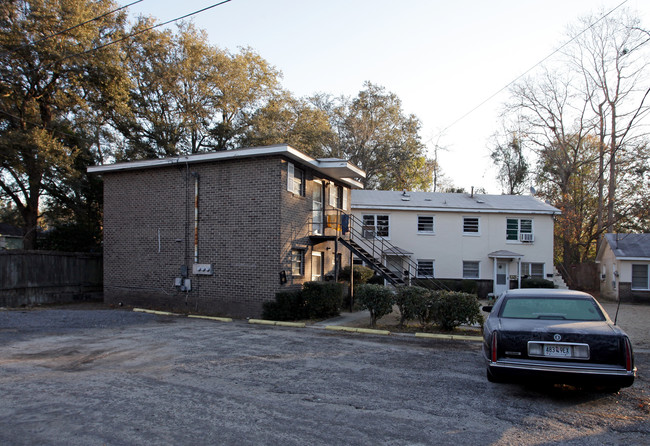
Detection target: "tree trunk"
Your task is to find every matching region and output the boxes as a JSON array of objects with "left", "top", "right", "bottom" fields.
[
  {"left": 596, "top": 103, "right": 606, "bottom": 251},
  {"left": 606, "top": 103, "right": 616, "bottom": 232}
]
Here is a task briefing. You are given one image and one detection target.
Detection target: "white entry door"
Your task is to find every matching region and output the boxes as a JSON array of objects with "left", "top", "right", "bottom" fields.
[
  {"left": 494, "top": 261, "right": 509, "bottom": 296},
  {"left": 311, "top": 252, "right": 322, "bottom": 281}
]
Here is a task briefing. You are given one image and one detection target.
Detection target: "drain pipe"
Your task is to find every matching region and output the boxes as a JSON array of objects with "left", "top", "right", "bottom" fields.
[{"left": 192, "top": 172, "right": 200, "bottom": 263}]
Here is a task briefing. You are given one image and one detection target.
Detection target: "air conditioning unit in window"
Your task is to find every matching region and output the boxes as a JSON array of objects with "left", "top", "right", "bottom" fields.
[{"left": 520, "top": 233, "right": 534, "bottom": 243}]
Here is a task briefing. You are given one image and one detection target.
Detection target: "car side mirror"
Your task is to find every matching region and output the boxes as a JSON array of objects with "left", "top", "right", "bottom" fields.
[{"left": 482, "top": 305, "right": 493, "bottom": 313}]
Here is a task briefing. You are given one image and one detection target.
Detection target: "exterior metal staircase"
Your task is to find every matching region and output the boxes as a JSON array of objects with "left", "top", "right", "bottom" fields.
[
  {"left": 337, "top": 237, "right": 406, "bottom": 286},
  {"left": 314, "top": 209, "right": 447, "bottom": 290}
]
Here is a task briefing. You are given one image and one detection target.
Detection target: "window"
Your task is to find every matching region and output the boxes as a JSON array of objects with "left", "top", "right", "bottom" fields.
[
  {"left": 500, "top": 297, "right": 605, "bottom": 321},
  {"left": 329, "top": 185, "right": 338, "bottom": 208},
  {"left": 521, "top": 262, "right": 545, "bottom": 279},
  {"left": 506, "top": 218, "right": 533, "bottom": 241},
  {"left": 463, "top": 261, "right": 480, "bottom": 279},
  {"left": 329, "top": 185, "right": 344, "bottom": 209},
  {"left": 362, "top": 214, "right": 390, "bottom": 238},
  {"left": 632, "top": 264, "right": 649, "bottom": 290},
  {"left": 291, "top": 249, "right": 304, "bottom": 276},
  {"left": 287, "top": 162, "right": 305, "bottom": 196},
  {"left": 417, "top": 215, "right": 434, "bottom": 233},
  {"left": 463, "top": 217, "right": 479, "bottom": 234},
  {"left": 417, "top": 260, "right": 434, "bottom": 278}
]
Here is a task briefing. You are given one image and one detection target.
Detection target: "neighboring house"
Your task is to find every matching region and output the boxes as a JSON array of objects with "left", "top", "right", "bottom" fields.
[
  {"left": 0, "top": 223, "right": 24, "bottom": 250},
  {"left": 88, "top": 145, "right": 365, "bottom": 318},
  {"left": 351, "top": 190, "right": 561, "bottom": 298},
  {"left": 596, "top": 233, "right": 650, "bottom": 303}
]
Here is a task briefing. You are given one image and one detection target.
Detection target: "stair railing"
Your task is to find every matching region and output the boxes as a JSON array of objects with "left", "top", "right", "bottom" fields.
[{"left": 322, "top": 207, "right": 448, "bottom": 290}]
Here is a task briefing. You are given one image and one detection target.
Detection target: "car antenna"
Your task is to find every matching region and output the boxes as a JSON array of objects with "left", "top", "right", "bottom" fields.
[{"left": 614, "top": 297, "right": 622, "bottom": 325}]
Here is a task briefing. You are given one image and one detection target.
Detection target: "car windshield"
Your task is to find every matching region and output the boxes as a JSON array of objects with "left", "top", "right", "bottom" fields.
[{"left": 499, "top": 297, "right": 606, "bottom": 321}]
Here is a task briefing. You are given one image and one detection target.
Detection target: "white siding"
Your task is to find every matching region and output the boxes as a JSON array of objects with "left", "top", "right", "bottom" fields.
[{"left": 351, "top": 208, "right": 555, "bottom": 280}]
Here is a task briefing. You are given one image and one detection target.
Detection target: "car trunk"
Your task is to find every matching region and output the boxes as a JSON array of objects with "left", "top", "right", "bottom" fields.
[{"left": 495, "top": 319, "right": 624, "bottom": 365}]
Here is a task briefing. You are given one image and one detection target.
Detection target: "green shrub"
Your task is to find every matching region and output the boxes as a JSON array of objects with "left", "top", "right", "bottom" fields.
[
  {"left": 428, "top": 291, "right": 483, "bottom": 331},
  {"left": 355, "top": 284, "right": 395, "bottom": 328},
  {"left": 521, "top": 277, "right": 555, "bottom": 289},
  {"left": 394, "top": 286, "right": 431, "bottom": 327},
  {"left": 367, "top": 274, "right": 385, "bottom": 285},
  {"left": 338, "top": 265, "right": 376, "bottom": 284},
  {"left": 303, "top": 281, "right": 345, "bottom": 319},
  {"left": 262, "top": 290, "right": 306, "bottom": 321}
]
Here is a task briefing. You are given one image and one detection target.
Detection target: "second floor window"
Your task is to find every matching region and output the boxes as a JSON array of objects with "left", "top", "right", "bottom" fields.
[
  {"left": 287, "top": 162, "right": 305, "bottom": 196},
  {"left": 506, "top": 218, "right": 533, "bottom": 241},
  {"left": 463, "top": 217, "right": 479, "bottom": 234},
  {"left": 363, "top": 214, "right": 389, "bottom": 238},
  {"left": 417, "top": 215, "right": 434, "bottom": 233},
  {"left": 329, "top": 185, "right": 347, "bottom": 209}
]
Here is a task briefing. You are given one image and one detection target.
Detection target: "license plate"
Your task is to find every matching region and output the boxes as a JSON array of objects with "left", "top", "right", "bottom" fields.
[{"left": 544, "top": 344, "right": 572, "bottom": 357}]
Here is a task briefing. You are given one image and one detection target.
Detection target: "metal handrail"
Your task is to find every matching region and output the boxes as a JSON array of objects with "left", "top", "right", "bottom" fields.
[{"left": 314, "top": 207, "right": 447, "bottom": 290}]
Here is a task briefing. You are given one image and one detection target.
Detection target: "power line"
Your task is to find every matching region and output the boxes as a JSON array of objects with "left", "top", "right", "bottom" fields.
[
  {"left": 432, "top": 0, "right": 630, "bottom": 143},
  {"left": 44, "top": 0, "right": 233, "bottom": 70},
  {"left": 1, "top": 1, "right": 235, "bottom": 146},
  {"left": 8, "top": 0, "right": 143, "bottom": 53}
]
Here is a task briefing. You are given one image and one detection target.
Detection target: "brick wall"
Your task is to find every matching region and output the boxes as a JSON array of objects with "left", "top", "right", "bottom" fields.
[
  {"left": 279, "top": 161, "right": 351, "bottom": 290},
  {"left": 618, "top": 282, "right": 650, "bottom": 304},
  {"left": 103, "top": 155, "right": 353, "bottom": 318}
]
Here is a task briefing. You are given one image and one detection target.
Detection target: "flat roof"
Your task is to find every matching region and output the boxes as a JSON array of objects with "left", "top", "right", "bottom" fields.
[
  {"left": 88, "top": 144, "right": 365, "bottom": 189},
  {"left": 352, "top": 190, "right": 560, "bottom": 215}
]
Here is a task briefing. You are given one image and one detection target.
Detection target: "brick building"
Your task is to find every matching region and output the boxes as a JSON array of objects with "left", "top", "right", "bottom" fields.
[{"left": 88, "top": 145, "right": 365, "bottom": 318}]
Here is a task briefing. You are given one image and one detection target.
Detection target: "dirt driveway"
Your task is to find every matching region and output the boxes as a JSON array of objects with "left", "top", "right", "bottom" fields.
[
  {"left": 0, "top": 304, "right": 648, "bottom": 445},
  {"left": 598, "top": 301, "right": 650, "bottom": 351}
]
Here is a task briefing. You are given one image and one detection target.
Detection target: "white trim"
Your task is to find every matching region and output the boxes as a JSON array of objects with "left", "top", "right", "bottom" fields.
[
  {"left": 631, "top": 264, "right": 650, "bottom": 290},
  {"left": 416, "top": 215, "right": 435, "bottom": 234},
  {"left": 351, "top": 204, "right": 557, "bottom": 215},
  {"left": 462, "top": 260, "right": 480, "bottom": 279},
  {"left": 88, "top": 144, "right": 365, "bottom": 188},
  {"left": 462, "top": 216, "right": 481, "bottom": 236},
  {"left": 311, "top": 251, "right": 323, "bottom": 282},
  {"left": 288, "top": 162, "right": 295, "bottom": 192},
  {"left": 362, "top": 213, "right": 391, "bottom": 240},
  {"left": 416, "top": 259, "right": 435, "bottom": 278}
]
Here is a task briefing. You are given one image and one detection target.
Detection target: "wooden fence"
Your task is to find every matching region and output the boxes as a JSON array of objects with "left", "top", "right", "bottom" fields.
[{"left": 0, "top": 250, "right": 102, "bottom": 307}]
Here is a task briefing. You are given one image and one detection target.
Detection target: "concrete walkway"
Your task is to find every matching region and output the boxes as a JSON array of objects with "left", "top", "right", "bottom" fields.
[{"left": 312, "top": 310, "right": 370, "bottom": 327}]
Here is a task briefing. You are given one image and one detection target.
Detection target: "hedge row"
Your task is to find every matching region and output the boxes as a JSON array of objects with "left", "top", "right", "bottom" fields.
[
  {"left": 262, "top": 282, "right": 345, "bottom": 321},
  {"left": 356, "top": 284, "right": 484, "bottom": 330}
]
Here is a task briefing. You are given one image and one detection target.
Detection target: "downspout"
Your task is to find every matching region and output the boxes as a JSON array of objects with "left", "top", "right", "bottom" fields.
[{"left": 192, "top": 172, "right": 200, "bottom": 263}]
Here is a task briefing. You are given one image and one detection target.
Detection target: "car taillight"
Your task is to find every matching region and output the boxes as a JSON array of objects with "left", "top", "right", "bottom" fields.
[
  {"left": 491, "top": 331, "right": 498, "bottom": 363},
  {"left": 624, "top": 337, "right": 633, "bottom": 372}
]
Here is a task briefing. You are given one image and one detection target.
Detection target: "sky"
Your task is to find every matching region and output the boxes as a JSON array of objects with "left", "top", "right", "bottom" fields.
[{"left": 119, "top": 0, "right": 650, "bottom": 194}]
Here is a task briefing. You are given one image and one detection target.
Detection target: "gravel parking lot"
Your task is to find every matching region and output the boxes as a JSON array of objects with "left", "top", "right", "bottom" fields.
[{"left": 0, "top": 304, "right": 648, "bottom": 445}]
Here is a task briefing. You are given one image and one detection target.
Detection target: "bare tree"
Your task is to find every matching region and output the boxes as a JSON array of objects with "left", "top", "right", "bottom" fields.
[
  {"left": 566, "top": 9, "right": 650, "bottom": 243},
  {"left": 505, "top": 69, "right": 598, "bottom": 266}
]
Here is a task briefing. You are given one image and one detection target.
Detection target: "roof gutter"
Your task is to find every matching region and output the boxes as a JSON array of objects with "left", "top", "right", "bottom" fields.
[{"left": 350, "top": 204, "right": 560, "bottom": 215}]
